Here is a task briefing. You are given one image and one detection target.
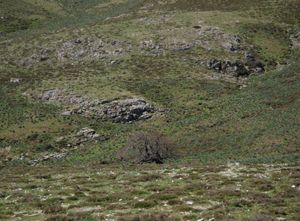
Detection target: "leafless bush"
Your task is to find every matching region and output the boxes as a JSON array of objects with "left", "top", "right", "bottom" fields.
[{"left": 116, "top": 131, "right": 176, "bottom": 164}]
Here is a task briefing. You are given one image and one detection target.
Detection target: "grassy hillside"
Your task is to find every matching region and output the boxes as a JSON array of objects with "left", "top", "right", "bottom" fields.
[{"left": 0, "top": 0, "right": 299, "bottom": 220}]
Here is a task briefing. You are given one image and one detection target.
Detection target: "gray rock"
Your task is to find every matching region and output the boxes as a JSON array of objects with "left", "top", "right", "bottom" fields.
[
  {"left": 99, "top": 98, "right": 154, "bottom": 122},
  {"left": 207, "top": 56, "right": 264, "bottom": 77},
  {"left": 10, "top": 78, "right": 21, "bottom": 83},
  {"left": 61, "top": 111, "right": 72, "bottom": 116},
  {"left": 38, "top": 88, "right": 65, "bottom": 102},
  {"left": 76, "top": 127, "right": 97, "bottom": 138},
  {"left": 222, "top": 35, "right": 241, "bottom": 52},
  {"left": 36, "top": 89, "right": 155, "bottom": 122},
  {"left": 291, "top": 32, "right": 300, "bottom": 49}
]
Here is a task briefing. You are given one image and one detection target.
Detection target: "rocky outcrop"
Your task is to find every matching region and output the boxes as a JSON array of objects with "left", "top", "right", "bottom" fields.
[
  {"left": 36, "top": 89, "right": 155, "bottom": 122},
  {"left": 93, "top": 98, "right": 154, "bottom": 122},
  {"left": 207, "top": 52, "right": 265, "bottom": 77}
]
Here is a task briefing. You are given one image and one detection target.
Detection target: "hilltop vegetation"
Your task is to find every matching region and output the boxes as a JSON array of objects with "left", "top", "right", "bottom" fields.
[{"left": 0, "top": 0, "right": 299, "bottom": 220}]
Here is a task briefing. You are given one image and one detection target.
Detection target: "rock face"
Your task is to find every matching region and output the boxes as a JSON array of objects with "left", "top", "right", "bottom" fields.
[
  {"left": 37, "top": 89, "right": 155, "bottom": 122},
  {"left": 207, "top": 52, "right": 265, "bottom": 77}
]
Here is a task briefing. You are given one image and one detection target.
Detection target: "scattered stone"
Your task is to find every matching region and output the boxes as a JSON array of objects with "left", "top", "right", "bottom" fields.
[
  {"left": 140, "top": 40, "right": 163, "bottom": 52},
  {"left": 169, "top": 41, "right": 193, "bottom": 51},
  {"left": 38, "top": 88, "right": 65, "bottom": 102},
  {"left": 290, "top": 32, "right": 300, "bottom": 49},
  {"left": 10, "top": 78, "right": 21, "bottom": 83},
  {"left": 18, "top": 48, "right": 51, "bottom": 67},
  {"left": 186, "top": 201, "right": 194, "bottom": 205},
  {"left": 75, "top": 127, "right": 104, "bottom": 142},
  {"left": 61, "top": 111, "right": 72, "bottom": 116},
  {"left": 57, "top": 37, "right": 128, "bottom": 63},
  {"left": 39, "top": 48, "right": 50, "bottom": 61},
  {"left": 195, "top": 25, "right": 244, "bottom": 52},
  {"left": 28, "top": 152, "right": 68, "bottom": 165},
  {"left": 222, "top": 35, "right": 241, "bottom": 52},
  {"left": 55, "top": 127, "right": 106, "bottom": 148}
]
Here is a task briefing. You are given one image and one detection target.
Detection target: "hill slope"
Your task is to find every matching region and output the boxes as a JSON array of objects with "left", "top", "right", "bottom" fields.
[{"left": 0, "top": 0, "right": 300, "bottom": 220}]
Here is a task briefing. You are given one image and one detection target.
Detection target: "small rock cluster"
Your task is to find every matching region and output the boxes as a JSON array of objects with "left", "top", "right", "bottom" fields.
[
  {"left": 37, "top": 89, "right": 155, "bottom": 122},
  {"left": 290, "top": 32, "right": 300, "bottom": 49},
  {"left": 138, "top": 24, "right": 246, "bottom": 57},
  {"left": 9, "top": 78, "right": 21, "bottom": 83},
  {"left": 56, "top": 127, "right": 106, "bottom": 148},
  {"left": 28, "top": 152, "right": 67, "bottom": 166},
  {"left": 57, "top": 37, "right": 129, "bottom": 63},
  {"left": 140, "top": 39, "right": 194, "bottom": 55},
  {"left": 18, "top": 48, "right": 51, "bottom": 67},
  {"left": 207, "top": 52, "right": 265, "bottom": 77},
  {"left": 195, "top": 25, "right": 244, "bottom": 52}
]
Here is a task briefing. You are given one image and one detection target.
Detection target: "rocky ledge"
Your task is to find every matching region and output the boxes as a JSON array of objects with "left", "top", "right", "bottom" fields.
[{"left": 37, "top": 89, "right": 155, "bottom": 123}]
